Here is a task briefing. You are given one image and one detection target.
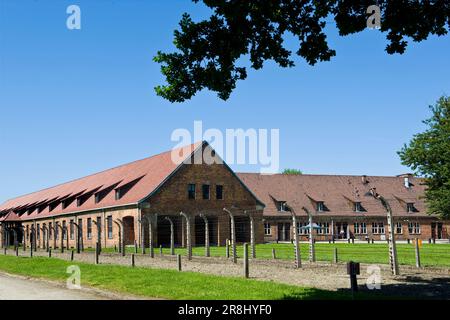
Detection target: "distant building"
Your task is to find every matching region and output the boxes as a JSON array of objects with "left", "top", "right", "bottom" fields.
[{"left": 238, "top": 173, "right": 449, "bottom": 242}]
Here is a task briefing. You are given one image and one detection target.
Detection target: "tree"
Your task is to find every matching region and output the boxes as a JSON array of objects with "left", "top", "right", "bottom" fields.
[
  {"left": 154, "top": 1, "right": 449, "bottom": 102},
  {"left": 398, "top": 96, "right": 450, "bottom": 219},
  {"left": 282, "top": 168, "right": 303, "bottom": 175}
]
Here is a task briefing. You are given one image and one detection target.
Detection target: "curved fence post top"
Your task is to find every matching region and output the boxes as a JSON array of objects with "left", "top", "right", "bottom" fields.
[{"left": 164, "top": 216, "right": 174, "bottom": 224}]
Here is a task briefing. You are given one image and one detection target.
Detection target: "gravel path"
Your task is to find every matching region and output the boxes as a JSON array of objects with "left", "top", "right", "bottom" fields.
[{"left": 6, "top": 249, "right": 450, "bottom": 299}]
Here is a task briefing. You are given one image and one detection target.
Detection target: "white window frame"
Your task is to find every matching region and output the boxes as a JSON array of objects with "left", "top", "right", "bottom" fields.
[
  {"left": 395, "top": 222, "right": 403, "bottom": 234},
  {"left": 264, "top": 223, "right": 271, "bottom": 235}
]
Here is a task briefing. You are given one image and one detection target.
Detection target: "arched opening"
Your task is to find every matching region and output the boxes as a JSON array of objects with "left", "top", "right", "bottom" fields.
[
  {"left": 122, "top": 216, "right": 135, "bottom": 245},
  {"left": 194, "top": 216, "right": 218, "bottom": 246},
  {"left": 157, "top": 216, "right": 181, "bottom": 247}
]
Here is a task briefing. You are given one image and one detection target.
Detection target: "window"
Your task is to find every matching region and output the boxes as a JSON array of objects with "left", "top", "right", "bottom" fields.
[
  {"left": 107, "top": 216, "right": 113, "bottom": 239},
  {"left": 395, "top": 222, "right": 403, "bottom": 234},
  {"left": 202, "top": 184, "right": 210, "bottom": 200},
  {"left": 354, "top": 202, "right": 363, "bottom": 212},
  {"left": 379, "top": 222, "right": 385, "bottom": 234},
  {"left": 361, "top": 222, "right": 367, "bottom": 234},
  {"left": 87, "top": 218, "right": 92, "bottom": 239},
  {"left": 317, "top": 201, "right": 325, "bottom": 212},
  {"left": 264, "top": 223, "right": 271, "bottom": 235},
  {"left": 76, "top": 198, "right": 82, "bottom": 207},
  {"left": 216, "top": 185, "right": 223, "bottom": 200},
  {"left": 408, "top": 222, "right": 421, "bottom": 234},
  {"left": 115, "top": 189, "right": 121, "bottom": 200},
  {"left": 297, "top": 222, "right": 309, "bottom": 235},
  {"left": 317, "top": 222, "right": 330, "bottom": 234},
  {"left": 95, "top": 193, "right": 100, "bottom": 204},
  {"left": 62, "top": 201, "right": 67, "bottom": 210},
  {"left": 354, "top": 222, "right": 368, "bottom": 234},
  {"left": 277, "top": 201, "right": 287, "bottom": 212},
  {"left": 372, "top": 222, "right": 385, "bottom": 234},
  {"left": 70, "top": 220, "right": 74, "bottom": 240},
  {"left": 188, "top": 184, "right": 196, "bottom": 199},
  {"left": 407, "top": 203, "right": 415, "bottom": 213},
  {"left": 62, "top": 221, "right": 67, "bottom": 240}
]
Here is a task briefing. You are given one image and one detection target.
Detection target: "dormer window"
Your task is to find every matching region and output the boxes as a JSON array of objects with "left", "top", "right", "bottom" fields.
[
  {"left": 76, "top": 198, "right": 82, "bottom": 207},
  {"left": 354, "top": 202, "right": 363, "bottom": 212},
  {"left": 62, "top": 201, "right": 68, "bottom": 210},
  {"left": 407, "top": 203, "right": 415, "bottom": 213},
  {"left": 277, "top": 201, "right": 287, "bottom": 212},
  {"left": 317, "top": 201, "right": 325, "bottom": 212},
  {"left": 95, "top": 193, "right": 100, "bottom": 204},
  {"left": 115, "top": 189, "right": 121, "bottom": 200}
]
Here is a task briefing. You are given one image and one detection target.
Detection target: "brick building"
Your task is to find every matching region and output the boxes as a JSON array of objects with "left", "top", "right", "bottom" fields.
[
  {"left": 0, "top": 142, "right": 448, "bottom": 250},
  {"left": 238, "top": 173, "right": 450, "bottom": 242},
  {"left": 0, "top": 142, "right": 264, "bottom": 250}
]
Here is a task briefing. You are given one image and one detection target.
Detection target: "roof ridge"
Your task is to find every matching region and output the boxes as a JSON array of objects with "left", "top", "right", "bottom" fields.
[{"left": 237, "top": 172, "right": 421, "bottom": 178}]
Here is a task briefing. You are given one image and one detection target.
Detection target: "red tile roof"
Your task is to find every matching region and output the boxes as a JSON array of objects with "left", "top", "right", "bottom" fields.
[
  {"left": 0, "top": 142, "right": 203, "bottom": 221},
  {"left": 237, "top": 173, "right": 428, "bottom": 217}
]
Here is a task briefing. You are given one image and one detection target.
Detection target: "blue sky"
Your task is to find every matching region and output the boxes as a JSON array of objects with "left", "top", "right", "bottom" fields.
[{"left": 0, "top": 0, "right": 449, "bottom": 203}]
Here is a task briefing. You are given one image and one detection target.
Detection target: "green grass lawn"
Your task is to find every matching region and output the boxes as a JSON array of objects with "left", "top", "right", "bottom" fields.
[
  {"left": 92, "top": 243, "right": 450, "bottom": 268},
  {"left": 0, "top": 254, "right": 352, "bottom": 300}
]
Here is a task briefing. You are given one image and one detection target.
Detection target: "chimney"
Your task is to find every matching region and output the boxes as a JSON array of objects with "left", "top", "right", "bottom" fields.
[{"left": 404, "top": 177, "right": 410, "bottom": 189}]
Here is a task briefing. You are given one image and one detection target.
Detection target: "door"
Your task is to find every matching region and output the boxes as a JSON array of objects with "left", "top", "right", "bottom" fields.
[
  {"left": 437, "top": 223, "right": 443, "bottom": 239},
  {"left": 277, "top": 223, "right": 291, "bottom": 241}
]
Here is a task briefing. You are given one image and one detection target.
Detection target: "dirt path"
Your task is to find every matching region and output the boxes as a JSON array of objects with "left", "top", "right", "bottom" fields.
[{"left": 0, "top": 272, "right": 108, "bottom": 300}]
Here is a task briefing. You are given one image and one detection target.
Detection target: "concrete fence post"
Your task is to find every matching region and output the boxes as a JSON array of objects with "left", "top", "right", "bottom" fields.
[
  {"left": 165, "top": 217, "right": 175, "bottom": 255},
  {"left": 415, "top": 238, "right": 421, "bottom": 268},
  {"left": 243, "top": 243, "right": 249, "bottom": 278},
  {"left": 291, "top": 213, "right": 301, "bottom": 268},
  {"left": 95, "top": 242, "right": 99, "bottom": 265},
  {"left": 180, "top": 212, "right": 192, "bottom": 261},
  {"left": 139, "top": 218, "right": 146, "bottom": 255},
  {"left": 15, "top": 246, "right": 18, "bottom": 257},
  {"left": 272, "top": 248, "right": 276, "bottom": 260},
  {"left": 333, "top": 247, "right": 338, "bottom": 263},
  {"left": 225, "top": 239, "right": 230, "bottom": 258},
  {"left": 244, "top": 211, "right": 256, "bottom": 259},
  {"left": 200, "top": 214, "right": 210, "bottom": 258},
  {"left": 177, "top": 254, "right": 182, "bottom": 271},
  {"left": 148, "top": 217, "right": 154, "bottom": 258},
  {"left": 60, "top": 229, "right": 64, "bottom": 254},
  {"left": 224, "top": 208, "right": 237, "bottom": 264}
]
